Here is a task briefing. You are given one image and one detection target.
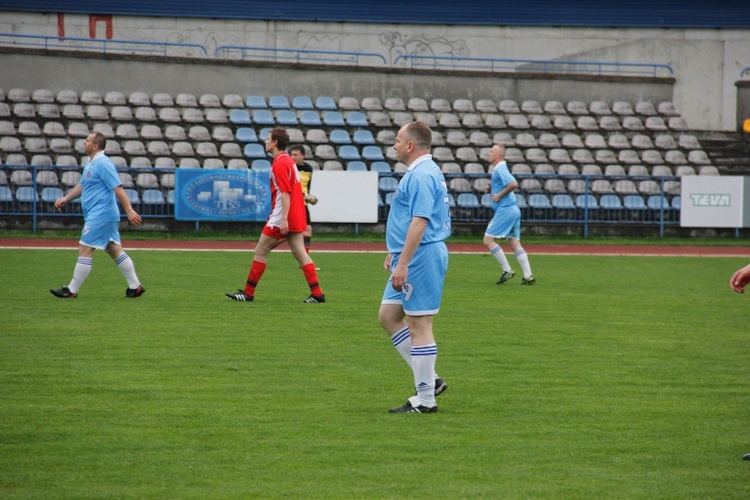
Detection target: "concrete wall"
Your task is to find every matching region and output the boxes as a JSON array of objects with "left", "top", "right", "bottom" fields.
[{"left": 1, "top": 11, "right": 749, "bottom": 130}]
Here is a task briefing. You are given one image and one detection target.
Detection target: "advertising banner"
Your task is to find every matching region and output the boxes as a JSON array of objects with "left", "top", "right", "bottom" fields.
[
  {"left": 680, "top": 176, "right": 750, "bottom": 228},
  {"left": 175, "top": 169, "right": 271, "bottom": 221}
]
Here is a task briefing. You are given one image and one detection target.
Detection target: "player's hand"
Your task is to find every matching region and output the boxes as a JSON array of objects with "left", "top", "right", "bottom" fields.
[
  {"left": 127, "top": 209, "right": 142, "bottom": 226},
  {"left": 730, "top": 264, "right": 750, "bottom": 293},
  {"left": 384, "top": 253, "right": 393, "bottom": 271},
  {"left": 306, "top": 195, "right": 319, "bottom": 205},
  {"left": 280, "top": 220, "right": 289, "bottom": 235},
  {"left": 391, "top": 261, "right": 408, "bottom": 292},
  {"left": 54, "top": 198, "right": 66, "bottom": 211}
]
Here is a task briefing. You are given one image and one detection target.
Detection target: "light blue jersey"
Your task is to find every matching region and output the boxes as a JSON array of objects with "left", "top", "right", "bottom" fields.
[
  {"left": 80, "top": 152, "right": 121, "bottom": 223},
  {"left": 386, "top": 155, "right": 451, "bottom": 254},
  {"left": 490, "top": 160, "right": 517, "bottom": 211}
]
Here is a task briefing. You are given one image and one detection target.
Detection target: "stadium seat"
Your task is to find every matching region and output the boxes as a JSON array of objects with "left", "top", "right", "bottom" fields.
[
  {"left": 227, "top": 159, "right": 249, "bottom": 170},
  {"left": 196, "top": 142, "right": 219, "bottom": 158},
  {"left": 379, "top": 176, "right": 399, "bottom": 193},
  {"left": 244, "top": 143, "right": 267, "bottom": 159},
  {"left": 205, "top": 109, "right": 227, "bottom": 124},
  {"left": 212, "top": 126, "right": 234, "bottom": 142},
  {"left": 236, "top": 128, "right": 258, "bottom": 143},
  {"left": 306, "top": 129, "right": 328, "bottom": 144},
  {"left": 678, "top": 134, "right": 700, "bottom": 150},
  {"left": 499, "top": 100, "right": 520, "bottom": 113},
  {"left": 528, "top": 193, "right": 552, "bottom": 209},
  {"left": 229, "top": 109, "right": 252, "bottom": 125},
  {"left": 104, "top": 91, "right": 126, "bottom": 105},
  {"left": 202, "top": 158, "right": 224, "bottom": 169},
  {"left": 407, "top": 98, "right": 429, "bottom": 112},
  {"left": 558, "top": 164, "right": 579, "bottom": 175},
  {"left": 599, "top": 116, "right": 621, "bottom": 131},
  {"left": 329, "top": 129, "right": 352, "bottom": 145},
  {"left": 447, "top": 131, "right": 469, "bottom": 146},
  {"left": 605, "top": 165, "right": 626, "bottom": 176},
  {"left": 222, "top": 94, "right": 244, "bottom": 108},
  {"left": 218, "top": 142, "right": 241, "bottom": 158},
  {"left": 572, "top": 149, "right": 594, "bottom": 164},
  {"left": 645, "top": 116, "right": 668, "bottom": 131},
  {"left": 346, "top": 111, "right": 368, "bottom": 127},
  {"left": 521, "top": 100, "right": 543, "bottom": 114},
  {"left": 551, "top": 194, "right": 576, "bottom": 212},
  {"left": 370, "top": 161, "right": 391, "bottom": 173},
  {"left": 463, "top": 114, "right": 484, "bottom": 129},
  {"left": 155, "top": 158, "right": 176, "bottom": 169},
  {"left": 438, "top": 113, "right": 461, "bottom": 128},
  {"left": 15, "top": 186, "right": 39, "bottom": 203},
  {"left": 316, "top": 96, "right": 338, "bottom": 111},
  {"left": 56, "top": 89, "right": 79, "bottom": 104},
  {"left": 338, "top": 97, "right": 360, "bottom": 110},
  {"left": 544, "top": 100, "right": 566, "bottom": 114},
  {"left": 614, "top": 179, "right": 638, "bottom": 195},
  {"left": 314, "top": 145, "right": 337, "bottom": 160},
  {"left": 590, "top": 101, "right": 612, "bottom": 115},
  {"left": 151, "top": 93, "right": 174, "bottom": 107},
  {"left": 623, "top": 194, "right": 647, "bottom": 211},
  {"left": 638, "top": 180, "right": 661, "bottom": 195},
  {"left": 599, "top": 194, "right": 623, "bottom": 210},
  {"left": 668, "top": 117, "right": 689, "bottom": 131},
  {"left": 338, "top": 145, "right": 361, "bottom": 161},
  {"left": 158, "top": 107, "right": 181, "bottom": 123},
  {"left": 361, "top": 97, "right": 383, "bottom": 111},
  {"left": 485, "top": 114, "right": 507, "bottom": 129},
  {"left": 507, "top": 114, "right": 530, "bottom": 129},
  {"left": 476, "top": 99, "right": 498, "bottom": 113},
  {"left": 658, "top": 101, "right": 680, "bottom": 116},
  {"left": 269, "top": 95, "right": 290, "bottom": 109},
  {"left": 38, "top": 104, "right": 60, "bottom": 119},
  {"left": 276, "top": 110, "right": 298, "bottom": 126},
  {"left": 142, "top": 189, "right": 165, "bottom": 205},
  {"left": 591, "top": 179, "right": 614, "bottom": 195},
  {"left": 612, "top": 101, "right": 634, "bottom": 115},
  {"left": 651, "top": 165, "right": 673, "bottom": 177},
  {"left": 665, "top": 150, "right": 688, "bottom": 165},
  {"left": 576, "top": 116, "right": 598, "bottom": 131},
  {"left": 352, "top": 130, "right": 375, "bottom": 145},
  {"left": 566, "top": 101, "right": 588, "bottom": 115},
  {"left": 249, "top": 159, "right": 270, "bottom": 171},
  {"left": 41, "top": 186, "right": 63, "bottom": 204},
  {"left": 81, "top": 91, "right": 102, "bottom": 105},
  {"left": 300, "top": 110, "right": 322, "bottom": 127},
  {"left": 647, "top": 195, "right": 671, "bottom": 211},
  {"left": 698, "top": 166, "right": 719, "bottom": 175},
  {"left": 323, "top": 161, "right": 343, "bottom": 171},
  {"left": 525, "top": 148, "right": 547, "bottom": 163},
  {"left": 576, "top": 194, "right": 599, "bottom": 211},
  {"left": 470, "top": 131, "right": 492, "bottom": 146},
  {"left": 432, "top": 147, "right": 454, "bottom": 162},
  {"left": 595, "top": 150, "right": 617, "bottom": 164},
  {"left": 635, "top": 101, "right": 657, "bottom": 116},
  {"left": 246, "top": 95, "right": 267, "bottom": 109},
  {"left": 441, "top": 162, "right": 461, "bottom": 174},
  {"left": 553, "top": 116, "right": 576, "bottom": 131},
  {"left": 179, "top": 158, "right": 200, "bottom": 168},
  {"left": 688, "top": 150, "right": 711, "bottom": 165},
  {"left": 323, "top": 111, "right": 345, "bottom": 127},
  {"left": 361, "top": 146, "right": 385, "bottom": 162},
  {"left": 346, "top": 161, "right": 367, "bottom": 171},
  {"left": 252, "top": 110, "right": 275, "bottom": 126},
  {"left": 292, "top": 96, "right": 314, "bottom": 110}
]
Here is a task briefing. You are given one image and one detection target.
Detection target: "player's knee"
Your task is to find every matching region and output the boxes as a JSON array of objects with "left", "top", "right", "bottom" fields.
[{"left": 254, "top": 245, "right": 271, "bottom": 258}]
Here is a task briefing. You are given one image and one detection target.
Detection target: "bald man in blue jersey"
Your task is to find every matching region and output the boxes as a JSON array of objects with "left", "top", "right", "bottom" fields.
[{"left": 379, "top": 121, "right": 451, "bottom": 414}]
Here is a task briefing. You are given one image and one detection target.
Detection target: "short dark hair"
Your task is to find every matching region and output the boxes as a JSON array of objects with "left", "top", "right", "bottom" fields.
[
  {"left": 91, "top": 131, "right": 107, "bottom": 151},
  {"left": 289, "top": 144, "right": 305, "bottom": 156},
  {"left": 404, "top": 121, "right": 432, "bottom": 150},
  {"left": 269, "top": 128, "right": 289, "bottom": 151}
]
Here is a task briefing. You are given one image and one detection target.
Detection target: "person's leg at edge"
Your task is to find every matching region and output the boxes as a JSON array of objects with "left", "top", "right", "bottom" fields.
[
  {"left": 242, "top": 233, "right": 283, "bottom": 297},
  {"left": 67, "top": 244, "right": 95, "bottom": 294},
  {"left": 508, "top": 237, "right": 532, "bottom": 279},
  {"left": 406, "top": 313, "right": 438, "bottom": 408},
  {"left": 288, "top": 232, "right": 324, "bottom": 298},
  {"left": 484, "top": 233, "right": 512, "bottom": 273},
  {"left": 105, "top": 242, "right": 141, "bottom": 289}
]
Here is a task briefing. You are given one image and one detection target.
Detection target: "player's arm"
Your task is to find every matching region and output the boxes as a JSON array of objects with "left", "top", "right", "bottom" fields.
[
  {"left": 280, "top": 191, "right": 291, "bottom": 234},
  {"left": 114, "top": 186, "right": 143, "bottom": 226},
  {"left": 390, "top": 216, "right": 428, "bottom": 291},
  {"left": 730, "top": 263, "right": 750, "bottom": 293},
  {"left": 55, "top": 184, "right": 83, "bottom": 210},
  {"left": 492, "top": 180, "right": 518, "bottom": 202}
]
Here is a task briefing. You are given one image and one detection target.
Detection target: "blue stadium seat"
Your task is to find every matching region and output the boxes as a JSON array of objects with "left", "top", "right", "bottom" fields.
[
  {"left": 623, "top": 194, "right": 647, "bottom": 210},
  {"left": 258, "top": 128, "right": 273, "bottom": 141},
  {"left": 647, "top": 195, "right": 670, "bottom": 211},
  {"left": 229, "top": 109, "right": 251, "bottom": 125},
  {"left": 276, "top": 110, "right": 298, "bottom": 126},
  {"left": 269, "top": 95, "right": 290, "bottom": 109},
  {"left": 599, "top": 194, "right": 623, "bottom": 210},
  {"left": 361, "top": 145, "right": 385, "bottom": 161},
  {"left": 671, "top": 196, "right": 681, "bottom": 210},
  {"left": 551, "top": 194, "right": 575, "bottom": 210},
  {"left": 252, "top": 109, "right": 275, "bottom": 126},
  {"left": 0, "top": 186, "right": 13, "bottom": 202},
  {"left": 142, "top": 189, "right": 165, "bottom": 205},
  {"left": 41, "top": 187, "right": 63, "bottom": 203},
  {"left": 167, "top": 190, "right": 175, "bottom": 205},
  {"left": 370, "top": 161, "right": 391, "bottom": 173},
  {"left": 323, "top": 111, "right": 346, "bottom": 127},
  {"left": 235, "top": 127, "right": 258, "bottom": 143},
  {"left": 516, "top": 194, "right": 528, "bottom": 209},
  {"left": 346, "top": 161, "right": 367, "bottom": 171},
  {"left": 329, "top": 129, "right": 352, "bottom": 145},
  {"left": 292, "top": 96, "right": 314, "bottom": 110},
  {"left": 251, "top": 159, "right": 271, "bottom": 171},
  {"left": 15, "top": 186, "right": 39, "bottom": 203},
  {"left": 481, "top": 193, "right": 494, "bottom": 208},
  {"left": 244, "top": 143, "right": 267, "bottom": 159},
  {"left": 299, "top": 110, "right": 321, "bottom": 127},
  {"left": 385, "top": 192, "right": 395, "bottom": 206},
  {"left": 575, "top": 194, "right": 599, "bottom": 210},
  {"left": 246, "top": 95, "right": 268, "bottom": 109},
  {"left": 457, "top": 192, "right": 480, "bottom": 208},
  {"left": 346, "top": 111, "right": 368, "bottom": 127},
  {"left": 528, "top": 193, "right": 552, "bottom": 209},
  {"left": 338, "top": 145, "right": 361, "bottom": 161},
  {"left": 379, "top": 176, "right": 399, "bottom": 193},
  {"left": 353, "top": 130, "right": 375, "bottom": 145},
  {"left": 123, "top": 189, "right": 140, "bottom": 205},
  {"left": 315, "top": 96, "right": 337, "bottom": 111},
  {"left": 447, "top": 193, "right": 456, "bottom": 208}
]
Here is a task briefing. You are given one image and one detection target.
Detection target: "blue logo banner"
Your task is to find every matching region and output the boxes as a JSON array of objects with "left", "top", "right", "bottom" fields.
[{"left": 175, "top": 169, "right": 271, "bottom": 221}]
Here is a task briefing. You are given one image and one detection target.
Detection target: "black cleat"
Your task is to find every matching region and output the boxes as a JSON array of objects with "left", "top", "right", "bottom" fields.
[
  {"left": 496, "top": 270, "right": 516, "bottom": 284},
  {"left": 50, "top": 286, "right": 77, "bottom": 298},
  {"left": 434, "top": 377, "right": 448, "bottom": 396},
  {"left": 304, "top": 294, "right": 325, "bottom": 303},
  {"left": 521, "top": 275, "right": 536, "bottom": 285},
  {"left": 125, "top": 285, "right": 145, "bottom": 298},
  {"left": 389, "top": 400, "right": 438, "bottom": 414},
  {"left": 226, "top": 289, "right": 253, "bottom": 301},
  {"left": 743, "top": 453, "right": 750, "bottom": 461}
]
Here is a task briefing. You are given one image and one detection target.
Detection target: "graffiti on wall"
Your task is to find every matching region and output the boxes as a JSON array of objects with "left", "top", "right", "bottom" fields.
[{"left": 380, "top": 31, "right": 470, "bottom": 65}]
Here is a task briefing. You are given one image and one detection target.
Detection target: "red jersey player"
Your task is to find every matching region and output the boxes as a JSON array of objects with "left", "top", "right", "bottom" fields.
[{"left": 226, "top": 128, "right": 325, "bottom": 303}]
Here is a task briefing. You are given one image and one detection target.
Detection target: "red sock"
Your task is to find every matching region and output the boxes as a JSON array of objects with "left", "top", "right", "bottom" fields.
[
  {"left": 244, "top": 260, "right": 266, "bottom": 296},
  {"left": 301, "top": 262, "right": 323, "bottom": 297}
]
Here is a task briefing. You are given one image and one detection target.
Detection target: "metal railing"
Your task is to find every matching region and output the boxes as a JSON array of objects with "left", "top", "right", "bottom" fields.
[
  {"left": 393, "top": 54, "right": 674, "bottom": 77},
  {"left": 0, "top": 165, "right": 683, "bottom": 236},
  {"left": 741, "top": 67, "right": 750, "bottom": 78},
  {"left": 0, "top": 33, "right": 209, "bottom": 57},
  {"left": 214, "top": 45, "right": 387, "bottom": 66}
]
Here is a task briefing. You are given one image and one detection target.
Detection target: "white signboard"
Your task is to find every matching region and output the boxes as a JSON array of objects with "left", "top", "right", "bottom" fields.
[
  {"left": 308, "top": 170, "right": 380, "bottom": 223},
  {"left": 680, "top": 176, "right": 750, "bottom": 228}
]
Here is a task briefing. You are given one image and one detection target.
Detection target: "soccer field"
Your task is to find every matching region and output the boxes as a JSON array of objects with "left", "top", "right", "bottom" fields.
[{"left": 1, "top": 248, "right": 748, "bottom": 498}]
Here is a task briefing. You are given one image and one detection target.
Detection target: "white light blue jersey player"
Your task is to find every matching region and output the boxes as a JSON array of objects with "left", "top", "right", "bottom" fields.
[
  {"left": 489, "top": 160, "right": 517, "bottom": 212},
  {"left": 80, "top": 150, "right": 122, "bottom": 223}
]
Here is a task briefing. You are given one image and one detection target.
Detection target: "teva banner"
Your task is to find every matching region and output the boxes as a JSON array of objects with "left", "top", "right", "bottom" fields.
[
  {"left": 175, "top": 169, "right": 271, "bottom": 221},
  {"left": 680, "top": 176, "right": 750, "bottom": 228}
]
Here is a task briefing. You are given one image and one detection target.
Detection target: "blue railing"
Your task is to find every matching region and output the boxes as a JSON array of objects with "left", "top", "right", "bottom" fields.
[
  {"left": 393, "top": 54, "right": 674, "bottom": 77},
  {"left": 741, "top": 67, "right": 750, "bottom": 78},
  {"left": 214, "top": 45, "right": 387, "bottom": 66},
  {"left": 0, "top": 33, "right": 208, "bottom": 57},
  {"left": 1, "top": 165, "right": 682, "bottom": 237}
]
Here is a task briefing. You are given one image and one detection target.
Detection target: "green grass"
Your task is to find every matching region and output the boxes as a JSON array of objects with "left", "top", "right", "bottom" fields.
[{"left": 1, "top": 249, "right": 749, "bottom": 498}]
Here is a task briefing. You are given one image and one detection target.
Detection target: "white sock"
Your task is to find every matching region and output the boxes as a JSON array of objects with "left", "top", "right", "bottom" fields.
[
  {"left": 115, "top": 253, "right": 140, "bottom": 288},
  {"left": 390, "top": 326, "right": 412, "bottom": 368},
  {"left": 515, "top": 247, "right": 533, "bottom": 278},
  {"left": 411, "top": 344, "right": 438, "bottom": 407},
  {"left": 490, "top": 244, "right": 512, "bottom": 272},
  {"left": 68, "top": 257, "right": 92, "bottom": 293}
]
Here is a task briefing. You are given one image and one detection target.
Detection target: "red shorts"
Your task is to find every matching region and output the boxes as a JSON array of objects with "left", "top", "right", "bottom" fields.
[{"left": 262, "top": 225, "right": 302, "bottom": 239}]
